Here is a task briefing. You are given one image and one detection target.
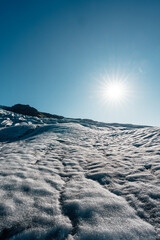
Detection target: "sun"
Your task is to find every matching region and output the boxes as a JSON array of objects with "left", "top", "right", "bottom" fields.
[
  {"left": 99, "top": 75, "right": 130, "bottom": 106},
  {"left": 105, "top": 81, "right": 127, "bottom": 102}
]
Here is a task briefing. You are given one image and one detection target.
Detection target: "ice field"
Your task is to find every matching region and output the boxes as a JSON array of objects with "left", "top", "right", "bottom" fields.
[{"left": 0, "top": 108, "right": 159, "bottom": 239}]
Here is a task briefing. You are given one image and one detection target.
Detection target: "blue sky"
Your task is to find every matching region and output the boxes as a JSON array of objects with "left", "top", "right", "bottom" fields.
[{"left": 1, "top": 0, "right": 160, "bottom": 126}]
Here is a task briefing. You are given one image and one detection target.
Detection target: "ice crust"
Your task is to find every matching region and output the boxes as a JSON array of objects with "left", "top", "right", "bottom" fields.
[{"left": 0, "top": 109, "right": 159, "bottom": 239}]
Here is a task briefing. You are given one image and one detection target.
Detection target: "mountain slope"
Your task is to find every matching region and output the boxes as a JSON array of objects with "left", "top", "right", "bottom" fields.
[{"left": 0, "top": 108, "right": 159, "bottom": 239}]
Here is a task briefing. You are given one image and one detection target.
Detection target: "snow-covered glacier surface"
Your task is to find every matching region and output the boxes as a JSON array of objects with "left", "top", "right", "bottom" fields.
[{"left": 0, "top": 108, "right": 159, "bottom": 240}]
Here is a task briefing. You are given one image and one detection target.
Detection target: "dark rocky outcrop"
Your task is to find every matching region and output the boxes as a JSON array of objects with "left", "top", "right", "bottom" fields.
[
  {"left": 1, "top": 104, "right": 64, "bottom": 119},
  {"left": 4, "top": 104, "right": 42, "bottom": 117}
]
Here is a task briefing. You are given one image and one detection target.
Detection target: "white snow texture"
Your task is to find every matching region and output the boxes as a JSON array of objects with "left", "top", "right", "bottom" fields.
[{"left": 0, "top": 108, "right": 159, "bottom": 240}]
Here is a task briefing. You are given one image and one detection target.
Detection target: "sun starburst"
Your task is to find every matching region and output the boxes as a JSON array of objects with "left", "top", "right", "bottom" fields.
[{"left": 98, "top": 73, "right": 131, "bottom": 106}]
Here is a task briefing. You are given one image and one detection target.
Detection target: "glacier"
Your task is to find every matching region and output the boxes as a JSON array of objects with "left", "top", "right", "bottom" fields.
[{"left": 0, "top": 108, "right": 159, "bottom": 240}]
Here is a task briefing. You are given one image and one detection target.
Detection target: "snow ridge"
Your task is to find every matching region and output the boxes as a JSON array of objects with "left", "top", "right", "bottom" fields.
[{"left": 0, "top": 109, "right": 159, "bottom": 239}]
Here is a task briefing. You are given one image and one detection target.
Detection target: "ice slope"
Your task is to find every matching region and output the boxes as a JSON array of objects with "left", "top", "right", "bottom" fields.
[{"left": 0, "top": 108, "right": 159, "bottom": 240}]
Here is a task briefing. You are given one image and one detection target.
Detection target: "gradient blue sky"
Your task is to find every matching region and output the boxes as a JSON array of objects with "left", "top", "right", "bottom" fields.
[{"left": 1, "top": 0, "right": 160, "bottom": 126}]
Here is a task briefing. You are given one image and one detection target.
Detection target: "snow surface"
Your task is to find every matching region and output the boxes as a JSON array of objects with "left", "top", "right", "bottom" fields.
[{"left": 0, "top": 108, "right": 159, "bottom": 240}]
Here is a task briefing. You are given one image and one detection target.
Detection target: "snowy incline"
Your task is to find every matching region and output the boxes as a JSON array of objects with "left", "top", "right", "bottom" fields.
[{"left": 0, "top": 109, "right": 159, "bottom": 240}]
